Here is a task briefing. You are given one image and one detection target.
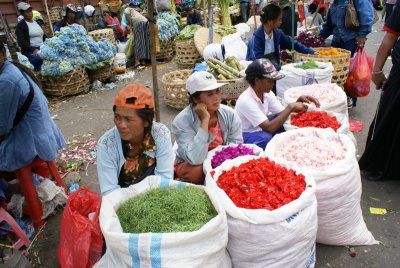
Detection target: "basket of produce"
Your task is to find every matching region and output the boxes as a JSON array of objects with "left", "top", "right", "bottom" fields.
[
  {"left": 42, "top": 66, "right": 90, "bottom": 97},
  {"left": 207, "top": 57, "right": 247, "bottom": 100},
  {"left": 161, "top": 69, "right": 192, "bottom": 109},
  {"left": 86, "top": 59, "right": 115, "bottom": 83},
  {"left": 194, "top": 27, "right": 223, "bottom": 56},
  {"left": 49, "top": 6, "right": 63, "bottom": 22},
  {"left": 156, "top": 38, "right": 176, "bottom": 61},
  {"left": 294, "top": 47, "right": 351, "bottom": 87},
  {"left": 156, "top": 12, "right": 179, "bottom": 61},
  {"left": 175, "top": 25, "right": 202, "bottom": 69}
]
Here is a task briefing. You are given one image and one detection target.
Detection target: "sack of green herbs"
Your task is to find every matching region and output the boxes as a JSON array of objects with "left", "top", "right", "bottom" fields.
[
  {"left": 276, "top": 61, "right": 333, "bottom": 99},
  {"left": 94, "top": 176, "right": 232, "bottom": 268}
]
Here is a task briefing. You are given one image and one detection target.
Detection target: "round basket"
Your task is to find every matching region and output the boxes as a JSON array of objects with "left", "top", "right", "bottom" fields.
[
  {"left": 194, "top": 28, "right": 223, "bottom": 56},
  {"left": 175, "top": 39, "right": 202, "bottom": 69},
  {"left": 161, "top": 69, "right": 192, "bottom": 110},
  {"left": 219, "top": 78, "right": 248, "bottom": 101},
  {"left": 49, "top": 6, "right": 63, "bottom": 22},
  {"left": 156, "top": 38, "right": 175, "bottom": 61},
  {"left": 88, "top": 29, "right": 116, "bottom": 43},
  {"left": 87, "top": 62, "right": 115, "bottom": 83},
  {"left": 294, "top": 47, "right": 351, "bottom": 87},
  {"left": 41, "top": 67, "right": 90, "bottom": 97}
]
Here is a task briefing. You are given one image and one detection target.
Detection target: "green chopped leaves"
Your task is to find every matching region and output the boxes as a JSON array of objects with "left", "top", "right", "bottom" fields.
[
  {"left": 294, "top": 61, "right": 320, "bottom": 70},
  {"left": 116, "top": 186, "right": 218, "bottom": 233},
  {"left": 176, "top": 25, "right": 201, "bottom": 40}
]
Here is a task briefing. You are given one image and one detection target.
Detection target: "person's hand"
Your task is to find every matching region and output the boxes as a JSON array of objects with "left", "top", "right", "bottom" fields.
[
  {"left": 32, "top": 49, "right": 39, "bottom": 55},
  {"left": 194, "top": 103, "right": 210, "bottom": 122},
  {"left": 355, "top": 37, "right": 367, "bottom": 48},
  {"left": 290, "top": 102, "right": 308, "bottom": 113},
  {"left": 296, "top": 95, "right": 321, "bottom": 107},
  {"left": 371, "top": 71, "right": 387, "bottom": 90}
]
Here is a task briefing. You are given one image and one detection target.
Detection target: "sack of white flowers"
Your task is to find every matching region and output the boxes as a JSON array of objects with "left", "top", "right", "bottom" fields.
[
  {"left": 203, "top": 144, "right": 264, "bottom": 176},
  {"left": 265, "top": 128, "right": 378, "bottom": 246},
  {"left": 206, "top": 155, "right": 317, "bottom": 268},
  {"left": 94, "top": 176, "right": 231, "bottom": 268},
  {"left": 283, "top": 83, "right": 348, "bottom": 116}
]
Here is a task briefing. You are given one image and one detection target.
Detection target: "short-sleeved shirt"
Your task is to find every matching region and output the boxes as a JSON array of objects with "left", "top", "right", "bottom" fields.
[
  {"left": 383, "top": 0, "right": 400, "bottom": 63},
  {"left": 235, "top": 87, "right": 285, "bottom": 133},
  {"left": 27, "top": 21, "right": 44, "bottom": 47}
]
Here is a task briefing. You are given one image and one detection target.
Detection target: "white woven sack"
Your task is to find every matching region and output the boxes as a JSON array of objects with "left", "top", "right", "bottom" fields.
[
  {"left": 205, "top": 155, "right": 317, "bottom": 268},
  {"left": 265, "top": 128, "right": 378, "bottom": 246},
  {"left": 276, "top": 61, "right": 334, "bottom": 98},
  {"left": 203, "top": 144, "right": 264, "bottom": 176},
  {"left": 94, "top": 176, "right": 231, "bottom": 268},
  {"left": 283, "top": 83, "right": 348, "bottom": 116}
]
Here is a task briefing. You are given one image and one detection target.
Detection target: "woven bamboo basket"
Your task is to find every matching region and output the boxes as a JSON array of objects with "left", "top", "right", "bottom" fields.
[
  {"left": 88, "top": 29, "right": 116, "bottom": 43},
  {"left": 161, "top": 69, "right": 192, "bottom": 110},
  {"left": 176, "top": 39, "right": 201, "bottom": 69},
  {"left": 87, "top": 62, "right": 115, "bottom": 83},
  {"left": 49, "top": 6, "right": 63, "bottom": 22},
  {"left": 156, "top": 38, "right": 175, "bottom": 61},
  {"left": 294, "top": 48, "right": 351, "bottom": 87},
  {"left": 219, "top": 78, "right": 248, "bottom": 101},
  {"left": 42, "top": 67, "right": 90, "bottom": 97}
]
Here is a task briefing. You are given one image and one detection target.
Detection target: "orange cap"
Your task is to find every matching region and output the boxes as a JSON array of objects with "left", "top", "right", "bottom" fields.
[{"left": 114, "top": 83, "right": 154, "bottom": 109}]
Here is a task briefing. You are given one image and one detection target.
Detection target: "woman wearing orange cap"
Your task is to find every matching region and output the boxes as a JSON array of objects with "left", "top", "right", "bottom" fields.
[
  {"left": 172, "top": 71, "right": 243, "bottom": 185},
  {"left": 97, "top": 84, "right": 174, "bottom": 195}
]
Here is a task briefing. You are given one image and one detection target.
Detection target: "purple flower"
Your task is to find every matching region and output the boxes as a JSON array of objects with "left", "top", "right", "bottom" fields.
[{"left": 211, "top": 144, "right": 256, "bottom": 169}]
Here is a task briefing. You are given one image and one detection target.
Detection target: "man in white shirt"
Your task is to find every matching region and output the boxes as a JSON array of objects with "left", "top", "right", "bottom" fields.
[{"left": 235, "top": 59, "right": 320, "bottom": 148}]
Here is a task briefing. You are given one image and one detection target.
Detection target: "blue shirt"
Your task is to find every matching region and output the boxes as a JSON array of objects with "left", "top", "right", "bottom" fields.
[
  {"left": 187, "top": 10, "right": 204, "bottom": 26},
  {"left": 320, "top": 0, "right": 374, "bottom": 43},
  {"left": 96, "top": 122, "right": 174, "bottom": 196},
  {"left": 0, "top": 61, "right": 65, "bottom": 171},
  {"left": 172, "top": 104, "right": 243, "bottom": 165}
]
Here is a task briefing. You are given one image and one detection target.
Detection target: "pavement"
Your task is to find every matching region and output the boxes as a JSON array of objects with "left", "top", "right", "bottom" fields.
[{"left": 12, "top": 18, "right": 400, "bottom": 268}]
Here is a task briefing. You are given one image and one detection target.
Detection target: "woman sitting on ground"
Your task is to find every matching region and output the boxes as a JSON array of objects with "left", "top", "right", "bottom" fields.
[
  {"left": 97, "top": 84, "right": 174, "bottom": 196},
  {"left": 172, "top": 71, "right": 243, "bottom": 185}
]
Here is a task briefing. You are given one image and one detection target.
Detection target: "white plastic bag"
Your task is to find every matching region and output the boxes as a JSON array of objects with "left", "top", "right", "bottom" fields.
[
  {"left": 276, "top": 62, "right": 333, "bottom": 98},
  {"left": 283, "top": 83, "right": 348, "bottom": 116},
  {"left": 203, "top": 144, "right": 264, "bottom": 176},
  {"left": 265, "top": 128, "right": 378, "bottom": 246},
  {"left": 221, "top": 34, "right": 247, "bottom": 61},
  {"left": 205, "top": 155, "right": 317, "bottom": 268},
  {"left": 95, "top": 176, "right": 231, "bottom": 268}
]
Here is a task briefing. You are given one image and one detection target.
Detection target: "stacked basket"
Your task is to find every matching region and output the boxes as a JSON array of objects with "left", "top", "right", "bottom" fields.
[
  {"left": 42, "top": 67, "right": 90, "bottom": 97},
  {"left": 87, "top": 62, "right": 115, "bottom": 83},
  {"left": 156, "top": 38, "right": 176, "bottom": 61},
  {"left": 161, "top": 69, "right": 192, "bottom": 110},
  {"left": 175, "top": 39, "right": 201, "bottom": 69},
  {"left": 294, "top": 48, "right": 351, "bottom": 87},
  {"left": 49, "top": 6, "right": 63, "bottom": 23},
  {"left": 219, "top": 78, "right": 248, "bottom": 104},
  {"left": 88, "top": 29, "right": 116, "bottom": 47}
]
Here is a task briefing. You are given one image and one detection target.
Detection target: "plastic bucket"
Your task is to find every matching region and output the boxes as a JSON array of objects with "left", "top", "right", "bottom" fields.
[{"left": 114, "top": 53, "right": 127, "bottom": 74}]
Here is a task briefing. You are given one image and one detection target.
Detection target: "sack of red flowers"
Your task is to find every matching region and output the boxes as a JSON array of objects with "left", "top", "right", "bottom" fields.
[
  {"left": 265, "top": 128, "right": 378, "bottom": 246},
  {"left": 203, "top": 144, "right": 264, "bottom": 175},
  {"left": 205, "top": 155, "right": 317, "bottom": 268}
]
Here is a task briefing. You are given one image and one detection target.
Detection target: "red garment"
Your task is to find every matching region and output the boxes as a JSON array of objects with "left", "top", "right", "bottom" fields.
[{"left": 208, "top": 121, "right": 223, "bottom": 150}]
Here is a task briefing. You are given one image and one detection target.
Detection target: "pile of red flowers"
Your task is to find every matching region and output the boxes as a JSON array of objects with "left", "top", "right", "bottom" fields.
[
  {"left": 291, "top": 111, "right": 340, "bottom": 132},
  {"left": 216, "top": 157, "right": 306, "bottom": 210}
]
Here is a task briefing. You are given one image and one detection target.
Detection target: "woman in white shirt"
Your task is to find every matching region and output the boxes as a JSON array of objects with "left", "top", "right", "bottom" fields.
[{"left": 15, "top": 2, "right": 45, "bottom": 71}]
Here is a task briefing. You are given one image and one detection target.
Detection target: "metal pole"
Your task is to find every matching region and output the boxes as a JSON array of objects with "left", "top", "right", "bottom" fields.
[
  {"left": 208, "top": 0, "right": 213, "bottom": 44},
  {"left": 148, "top": 0, "right": 161, "bottom": 122}
]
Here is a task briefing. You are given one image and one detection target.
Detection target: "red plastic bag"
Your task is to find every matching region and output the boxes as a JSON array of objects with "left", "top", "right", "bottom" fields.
[
  {"left": 344, "top": 49, "right": 374, "bottom": 97},
  {"left": 58, "top": 187, "right": 103, "bottom": 268}
]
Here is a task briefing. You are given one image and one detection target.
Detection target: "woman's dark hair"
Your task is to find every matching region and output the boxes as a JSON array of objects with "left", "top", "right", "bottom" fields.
[
  {"left": 245, "top": 74, "right": 265, "bottom": 87},
  {"left": 0, "top": 42, "right": 41, "bottom": 87},
  {"left": 188, "top": 91, "right": 201, "bottom": 104},
  {"left": 308, "top": 3, "right": 317, "bottom": 14},
  {"left": 260, "top": 4, "right": 282, "bottom": 24},
  {"left": 112, "top": 105, "right": 155, "bottom": 134},
  {"left": 318, "top": 7, "right": 326, "bottom": 14}
]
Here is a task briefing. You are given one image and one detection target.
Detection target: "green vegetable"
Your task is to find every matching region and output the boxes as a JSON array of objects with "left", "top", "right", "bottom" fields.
[
  {"left": 295, "top": 61, "right": 320, "bottom": 70},
  {"left": 215, "top": 0, "right": 232, "bottom": 26},
  {"left": 208, "top": 58, "right": 240, "bottom": 78},
  {"left": 116, "top": 186, "right": 218, "bottom": 233},
  {"left": 176, "top": 25, "right": 201, "bottom": 40}
]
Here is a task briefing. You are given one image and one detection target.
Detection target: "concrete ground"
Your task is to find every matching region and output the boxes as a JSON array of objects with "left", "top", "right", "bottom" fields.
[{"left": 16, "top": 18, "right": 400, "bottom": 267}]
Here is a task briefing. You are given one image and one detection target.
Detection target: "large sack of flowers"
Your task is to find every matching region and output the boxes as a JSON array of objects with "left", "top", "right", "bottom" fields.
[
  {"left": 283, "top": 83, "right": 348, "bottom": 116},
  {"left": 203, "top": 144, "right": 263, "bottom": 175},
  {"left": 265, "top": 128, "right": 378, "bottom": 246},
  {"left": 94, "top": 176, "right": 231, "bottom": 268},
  {"left": 205, "top": 155, "right": 317, "bottom": 268}
]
